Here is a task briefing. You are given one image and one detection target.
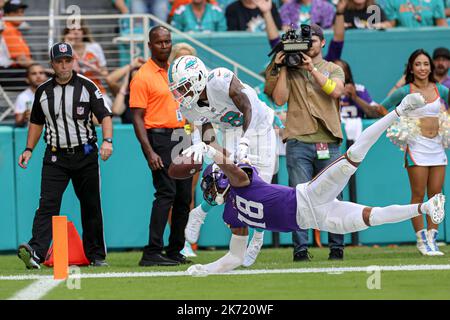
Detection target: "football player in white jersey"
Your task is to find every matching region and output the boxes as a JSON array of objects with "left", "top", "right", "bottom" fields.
[{"left": 169, "top": 55, "right": 279, "bottom": 267}]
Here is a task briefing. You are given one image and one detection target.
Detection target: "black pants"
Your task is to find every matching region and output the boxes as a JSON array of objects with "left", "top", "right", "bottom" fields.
[
  {"left": 29, "top": 145, "right": 106, "bottom": 262},
  {"left": 143, "top": 129, "right": 192, "bottom": 257}
]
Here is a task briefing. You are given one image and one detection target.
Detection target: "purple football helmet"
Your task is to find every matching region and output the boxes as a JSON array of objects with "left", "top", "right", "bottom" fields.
[{"left": 200, "top": 164, "right": 230, "bottom": 206}]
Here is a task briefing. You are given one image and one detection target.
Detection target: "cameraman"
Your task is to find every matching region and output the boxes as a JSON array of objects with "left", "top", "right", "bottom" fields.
[{"left": 266, "top": 24, "right": 346, "bottom": 261}]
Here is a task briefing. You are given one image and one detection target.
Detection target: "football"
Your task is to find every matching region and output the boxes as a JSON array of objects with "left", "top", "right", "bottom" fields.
[{"left": 168, "top": 153, "right": 203, "bottom": 179}]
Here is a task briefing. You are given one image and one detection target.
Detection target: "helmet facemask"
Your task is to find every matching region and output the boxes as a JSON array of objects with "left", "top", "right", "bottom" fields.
[{"left": 201, "top": 165, "right": 230, "bottom": 206}]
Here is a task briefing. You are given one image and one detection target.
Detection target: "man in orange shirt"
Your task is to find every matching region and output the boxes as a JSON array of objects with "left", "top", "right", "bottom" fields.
[{"left": 130, "top": 26, "right": 192, "bottom": 267}]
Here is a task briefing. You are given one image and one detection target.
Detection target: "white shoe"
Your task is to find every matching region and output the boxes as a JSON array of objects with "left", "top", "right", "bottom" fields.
[
  {"left": 185, "top": 205, "right": 207, "bottom": 244},
  {"left": 180, "top": 241, "right": 197, "bottom": 257},
  {"left": 242, "top": 231, "right": 264, "bottom": 267},
  {"left": 187, "top": 264, "right": 208, "bottom": 277},
  {"left": 416, "top": 229, "right": 434, "bottom": 256},
  {"left": 396, "top": 93, "right": 426, "bottom": 116},
  {"left": 427, "top": 229, "right": 444, "bottom": 256},
  {"left": 423, "top": 193, "right": 446, "bottom": 224}
]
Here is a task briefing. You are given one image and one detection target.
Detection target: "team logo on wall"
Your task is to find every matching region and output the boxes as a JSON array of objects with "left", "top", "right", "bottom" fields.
[{"left": 59, "top": 44, "right": 68, "bottom": 53}]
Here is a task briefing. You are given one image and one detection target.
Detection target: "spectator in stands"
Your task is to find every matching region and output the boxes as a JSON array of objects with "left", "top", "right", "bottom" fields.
[
  {"left": 225, "top": 0, "right": 282, "bottom": 31},
  {"left": 382, "top": 0, "right": 448, "bottom": 27},
  {"left": 106, "top": 57, "right": 146, "bottom": 124},
  {"left": 2, "top": 0, "right": 32, "bottom": 67},
  {"left": 171, "top": 0, "right": 227, "bottom": 32},
  {"left": 169, "top": 42, "right": 197, "bottom": 63},
  {"left": 432, "top": 47, "right": 450, "bottom": 89},
  {"left": 279, "top": 0, "right": 336, "bottom": 30},
  {"left": 168, "top": 0, "right": 218, "bottom": 23},
  {"left": 14, "top": 63, "right": 48, "bottom": 127},
  {"left": 0, "top": 0, "right": 5, "bottom": 14},
  {"left": 446, "top": 0, "right": 450, "bottom": 18},
  {"left": 335, "top": 59, "right": 386, "bottom": 119},
  {"left": 341, "top": 0, "right": 392, "bottom": 29},
  {"left": 147, "top": 0, "right": 170, "bottom": 23},
  {"left": 0, "top": 1, "right": 33, "bottom": 90},
  {"left": 0, "top": 19, "right": 14, "bottom": 69},
  {"left": 389, "top": 47, "right": 450, "bottom": 97},
  {"left": 62, "top": 20, "right": 111, "bottom": 106}
]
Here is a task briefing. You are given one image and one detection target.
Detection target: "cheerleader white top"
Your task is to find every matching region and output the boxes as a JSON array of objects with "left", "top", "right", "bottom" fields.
[{"left": 381, "top": 83, "right": 449, "bottom": 167}]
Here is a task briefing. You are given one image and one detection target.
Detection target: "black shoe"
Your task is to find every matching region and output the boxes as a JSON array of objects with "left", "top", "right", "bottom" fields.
[
  {"left": 17, "top": 243, "right": 41, "bottom": 270},
  {"left": 139, "top": 253, "right": 180, "bottom": 266},
  {"left": 328, "top": 248, "right": 344, "bottom": 260},
  {"left": 90, "top": 259, "right": 109, "bottom": 267},
  {"left": 167, "top": 253, "right": 192, "bottom": 264},
  {"left": 293, "top": 250, "right": 312, "bottom": 262}
]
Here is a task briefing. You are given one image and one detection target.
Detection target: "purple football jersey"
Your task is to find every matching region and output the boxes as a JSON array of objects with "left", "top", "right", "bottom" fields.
[{"left": 223, "top": 166, "right": 299, "bottom": 232}]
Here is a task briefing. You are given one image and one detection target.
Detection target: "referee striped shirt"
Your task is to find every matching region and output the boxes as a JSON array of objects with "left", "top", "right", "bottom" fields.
[{"left": 30, "top": 71, "right": 112, "bottom": 148}]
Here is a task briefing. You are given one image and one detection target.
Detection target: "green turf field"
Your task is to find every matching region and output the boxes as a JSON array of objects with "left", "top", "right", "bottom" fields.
[{"left": 1, "top": 245, "right": 450, "bottom": 300}]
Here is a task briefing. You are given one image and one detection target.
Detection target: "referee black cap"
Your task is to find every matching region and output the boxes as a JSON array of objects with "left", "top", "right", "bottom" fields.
[{"left": 50, "top": 42, "right": 73, "bottom": 61}]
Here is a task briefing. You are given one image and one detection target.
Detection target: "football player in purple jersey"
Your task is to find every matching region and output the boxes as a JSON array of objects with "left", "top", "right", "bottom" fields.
[{"left": 185, "top": 93, "right": 446, "bottom": 276}]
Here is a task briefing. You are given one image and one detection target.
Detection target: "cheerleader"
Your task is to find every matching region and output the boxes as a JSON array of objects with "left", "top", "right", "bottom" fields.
[{"left": 382, "top": 49, "right": 449, "bottom": 256}]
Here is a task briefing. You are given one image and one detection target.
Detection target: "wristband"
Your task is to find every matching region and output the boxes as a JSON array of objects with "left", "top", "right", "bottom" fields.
[
  {"left": 336, "top": 11, "right": 344, "bottom": 15},
  {"left": 24, "top": 147, "right": 33, "bottom": 153},
  {"left": 103, "top": 138, "right": 113, "bottom": 144},
  {"left": 321, "top": 78, "right": 337, "bottom": 95}
]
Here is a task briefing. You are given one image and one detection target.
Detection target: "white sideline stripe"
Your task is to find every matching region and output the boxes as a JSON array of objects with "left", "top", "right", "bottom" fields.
[
  {"left": 8, "top": 279, "right": 63, "bottom": 300},
  {"left": 2, "top": 264, "right": 450, "bottom": 281}
]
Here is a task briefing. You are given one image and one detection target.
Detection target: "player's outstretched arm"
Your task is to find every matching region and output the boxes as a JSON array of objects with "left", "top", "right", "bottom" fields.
[{"left": 187, "top": 228, "right": 248, "bottom": 276}]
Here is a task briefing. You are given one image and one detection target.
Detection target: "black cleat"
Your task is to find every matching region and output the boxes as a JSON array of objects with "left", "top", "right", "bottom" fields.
[
  {"left": 90, "top": 259, "right": 109, "bottom": 267},
  {"left": 167, "top": 253, "right": 192, "bottom": 265},
  {"left": 293, "top": 250, "right": 313, "bottom": 262},
  {"left": 17, "top": 243, "right": 41, "bottom": 270},
  {"left": 328, "top": 248, "right": 344, "bottom": 260},
  {"left": 139, "top": 253, "right": 180, "bottom": 267}
]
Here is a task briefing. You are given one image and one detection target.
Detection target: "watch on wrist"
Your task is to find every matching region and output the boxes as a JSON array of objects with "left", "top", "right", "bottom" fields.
[
  {"left": 24, "top": 147, "right": 33, "bottom": 153},
  {"left": 103, "top": 138, "right": 113, "bottom": 144}
]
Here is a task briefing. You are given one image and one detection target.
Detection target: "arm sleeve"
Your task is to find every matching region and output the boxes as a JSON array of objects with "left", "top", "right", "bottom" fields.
[
  {"left": 129, "top": 76, "right": 149, "bottom": 109},
  {"left": 14, "top": 93, "right": 26, "bottom": 114},
  {"left": 29, "top": 90, "right": 45, "bottom": 125},
  {"left": 89, "top": 84, "right": 113, "bottom": 122},
  {"left": 380, "top": 86, "right": 409, "bottom": 110},
  {"left": 437, "top": 83, "right": 449, "bottom": 103},
  {"left": 383, "top": 0, "right": 398, "bottom": 22},
  {"left": 325, "top": 40, "right": 344, "bottom": 61},
  {"left": 433, "top": 0, "right": 446, "bottom": 19},
  {"left": 225, "top": 5, "right": 238, "bottom": 30},
  {"left": 271, "top": 3, "right": 283, "bottom": 30},
  {"left": 216, "top": 9, "right": 228, "bottom": 32}
]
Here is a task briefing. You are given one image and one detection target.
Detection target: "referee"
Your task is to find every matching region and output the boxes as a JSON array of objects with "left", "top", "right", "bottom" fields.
[{"left": 17, "top": 42, "right": 113, "bottom": 269}]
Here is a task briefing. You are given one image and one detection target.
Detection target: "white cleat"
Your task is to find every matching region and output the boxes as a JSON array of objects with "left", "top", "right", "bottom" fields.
[
  {"left": 180, "top": 241, "right": 197, "bottom": 257},
  {"left": 424, "top": 193, "right": 445, "bottom": 225},
  {"left": 427, "top": 229, "right": 444, "bottom": 256},
  {"left": 416, "top": 230, "right": 434, "bottom": 256},
  {"left": 185, "top": 205, "right": 207, "bottom": 244},
  {"left": 187, "top": 264, "right": 208, "bottom": 277},
  {"left": 396, "top": 93, "right": 426, "bottom": 116},
  {"left": 242, "top": 232, "right": 264, "bottom": 267}
]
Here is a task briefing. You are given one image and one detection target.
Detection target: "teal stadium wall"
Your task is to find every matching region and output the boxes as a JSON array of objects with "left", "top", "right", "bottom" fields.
[{"left": 1, "top": 28, "right": 449, "bottom": 250}]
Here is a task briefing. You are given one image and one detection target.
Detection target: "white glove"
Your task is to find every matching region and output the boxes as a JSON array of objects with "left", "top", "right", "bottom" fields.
[
  {"left": 182, "top": 142, "right": 216, "bottom": 162},
  {"left": 187, "top": 264, "right": 209, "bottom": 277},
  {"left": 397, "top": 93, "right": 426, "bottom": 116},
  {"left": 235, "top": 137, "right": 250, "bottom": 162}
]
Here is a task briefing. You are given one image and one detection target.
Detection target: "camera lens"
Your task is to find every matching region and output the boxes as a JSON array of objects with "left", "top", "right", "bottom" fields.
[{"left": 287, "top": 54, "right": 302, "bottom": 68}]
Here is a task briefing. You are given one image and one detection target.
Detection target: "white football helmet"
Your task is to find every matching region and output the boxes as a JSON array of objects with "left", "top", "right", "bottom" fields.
[{"left": 169, "top": 55, "right": 208, "bottom": 108}]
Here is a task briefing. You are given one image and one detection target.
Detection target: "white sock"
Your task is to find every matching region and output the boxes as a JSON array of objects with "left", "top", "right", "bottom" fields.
[
  {"left": 369, "top": 204, "right": 420, "bottom": 226},
  {"left": 205, "top": 234, "right": 248, "bottom": 273},
  {"left": 347, "top": 110, "right": 399, "bottom": 163},
  {"left": 252, "top": 231, "right": 264, "bottom": 240}
]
